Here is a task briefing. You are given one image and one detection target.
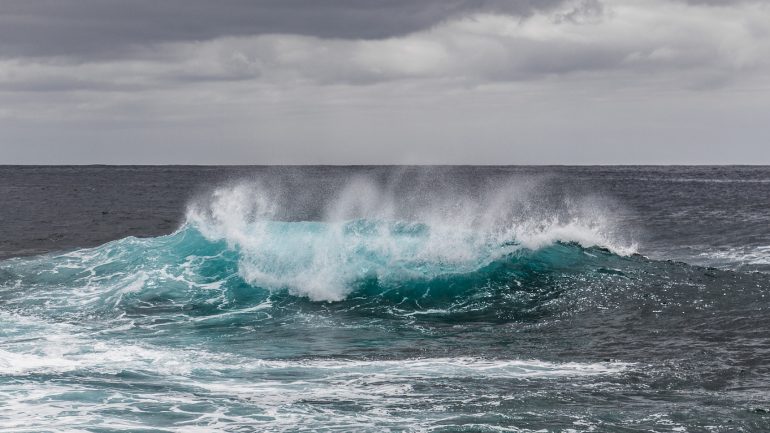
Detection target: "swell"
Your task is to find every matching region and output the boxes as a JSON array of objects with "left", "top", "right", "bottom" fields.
[
  {"left": 3, "top": 211, "right": 770, "bottom": 357},
  {"left": 0, "top": 221, "right": 635, "bottom": 314},
  {"left": 0, "top": 177, "right": 643, "bottom": 321}
]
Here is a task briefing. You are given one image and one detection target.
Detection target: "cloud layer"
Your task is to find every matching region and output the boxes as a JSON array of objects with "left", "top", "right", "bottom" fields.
[
  {"left": 0, "top": 0, "right": 769, "bottom": 163},
  {"left": 0, "top": 0, "right": 567, "bottom": 58}
]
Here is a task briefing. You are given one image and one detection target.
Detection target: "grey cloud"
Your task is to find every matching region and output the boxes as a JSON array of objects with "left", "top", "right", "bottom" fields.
[
  {"left": 1, "top": 0, "right": 769, "bottom": 166},
  {"left": 0, "top": 0, "right": 567, "bottom": 59},
  {"left": 553, "top": 0, "right": 604, "bottom": 23},
  {"left": 3, "top": 0, "right": 768, "bottom": 94},
  {"left": 679, "top": 0, "right": 766, "bottom": 4}
]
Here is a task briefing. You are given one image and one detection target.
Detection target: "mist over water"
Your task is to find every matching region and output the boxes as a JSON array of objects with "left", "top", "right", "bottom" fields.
[{"left": 1, "top": 166, "right": 770, "bottom": 432}]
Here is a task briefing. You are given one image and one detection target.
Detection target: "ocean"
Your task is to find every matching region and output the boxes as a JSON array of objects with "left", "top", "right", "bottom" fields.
[{"left": 1, "top": 165, "right": 769, "bottom": 432}]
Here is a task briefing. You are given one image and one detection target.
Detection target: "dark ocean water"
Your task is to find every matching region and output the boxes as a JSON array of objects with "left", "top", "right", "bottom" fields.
[{"left": 1, "top": 166, "right": 770, "bottom": 432}]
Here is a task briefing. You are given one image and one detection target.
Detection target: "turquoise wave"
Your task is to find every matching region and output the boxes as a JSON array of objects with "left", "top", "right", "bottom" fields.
[{"left": 0, "top": 219, "right": 640, "bottom": 326}]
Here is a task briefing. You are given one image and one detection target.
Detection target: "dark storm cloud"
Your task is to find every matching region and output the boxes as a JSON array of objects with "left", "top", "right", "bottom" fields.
[
  {"left": 1, "top": 0, "right": 767, "bottom": 92},
  {"left": 0, "top": 0, "right": 567, "bottom": 59}
]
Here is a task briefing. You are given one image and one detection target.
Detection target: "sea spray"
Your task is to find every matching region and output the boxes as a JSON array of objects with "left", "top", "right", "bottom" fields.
[{"left": 185, "top": 175, "right": 635, "bottom": 301}]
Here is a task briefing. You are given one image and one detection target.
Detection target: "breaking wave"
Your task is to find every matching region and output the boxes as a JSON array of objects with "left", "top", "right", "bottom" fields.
[
  {"left": 0, "top": 176, "right": 640, "bottom": 322},
  {"left": 183, "top": 178, "right": 635, "bottom": 301}
]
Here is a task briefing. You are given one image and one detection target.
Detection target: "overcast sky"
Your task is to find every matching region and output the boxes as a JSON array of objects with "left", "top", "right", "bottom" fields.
[{"left": 1, "top": 0, "right": 769, "bottom": 164}]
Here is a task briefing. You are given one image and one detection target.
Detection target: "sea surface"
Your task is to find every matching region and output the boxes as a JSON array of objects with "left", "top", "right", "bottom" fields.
[{"left": 1, "top": 166, "right": 769, "bottom": 432}]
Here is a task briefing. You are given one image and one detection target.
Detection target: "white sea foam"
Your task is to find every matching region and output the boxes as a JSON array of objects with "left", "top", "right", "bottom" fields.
[
  {"left": 696, "top": 245, "right": 770, "bottom": 269},
  {"left": 0, "top": 338, "right": 630, "bottom": 379},
  {"left": 0, "top": 311, "right": 634, "bottom": 432},
  {"left": 0, "top": 348, "right": 631, "bottom": 433},
  {"left": 0, "top": 310, "right": 629, "bottom": 379},
  {"left": 234, "top": 357, "right": 632, "bottom": 378}
]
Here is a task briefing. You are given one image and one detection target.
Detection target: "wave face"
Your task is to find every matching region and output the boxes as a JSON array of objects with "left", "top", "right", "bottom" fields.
[
  {"left": 0, "top": 223, "right": 633, "bottom": 326},
  {"left": 2, "top": 172, "right": 770, "bottom": 432}
]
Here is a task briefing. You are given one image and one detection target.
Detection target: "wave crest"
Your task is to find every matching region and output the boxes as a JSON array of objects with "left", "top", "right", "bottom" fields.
[{"left": 185, "top": 177, "right": 635, "bottom": 301}]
